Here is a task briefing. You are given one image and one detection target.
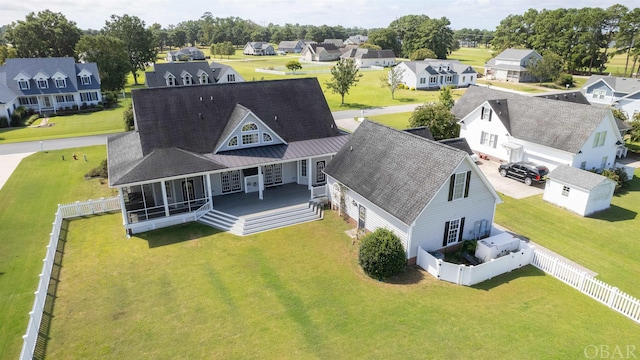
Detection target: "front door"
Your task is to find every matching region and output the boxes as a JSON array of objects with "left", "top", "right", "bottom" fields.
[
  {"left": 182, "top": 180, "right": 195, "bottom": 202},
  {"left": 263, "top": 164, "right": 283, "bottom": 187},
  {"left": 316, "top": 161, "right": 326, "bottom": 184},
  {"left": 43, "top": 96, "right": 52, "bottom": 108},
  {"left": 358, "top": 205, "right": 366, "bottom": 229}
]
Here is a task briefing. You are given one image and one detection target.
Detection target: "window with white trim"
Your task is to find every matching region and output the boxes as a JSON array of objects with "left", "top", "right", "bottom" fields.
[
  {"left": 183, "top": 75, "right": 192, "bottom": 85},
  {"left": 80, "top": 92, "right": 99, "bottom": 102},
  {"left": 227, "top": 136, "right": 238, "bottom": 147},
  {"left": 55, "top": 79, "right": 67, "bottom": 88},
  {"left": 37, "top": 79, "right": 48, "bottom": 89},
  {"left": 592, "top": 89, "right": 606, "bottom": 99},
  {"left": 227, "top": 74, "right": 236, "bottom": 82},
  {"left": 445, "top": 75, "right": 453, "bottom": 82},
  {"left": 166, "top": 76, "right": 176, "bottom": 86},
  {"left": 480, "top": 131, "right": 498, "bottom": 148},
  {"left": 452, "top": 173, "right": 466, "bottom": 199},
  {"left": 80, "top": 75, "right": 91, "bottom": 85},
  {"left": 446, "top": 218, "right": 461, "bottom": 245},
  {"left": 419, "top": 78, "right": 426, "bottom": 84},
  {"left": 242, "top": 133, "right": 259, "bottom": 145},
  {"left": 200, "top": 74, "right": 208, "bottom": 84},
  {"left": 429, "top": 76, "right": 437, "bottom": 83},
  {"left": 562, "top": 186, "right": 570, "bottom": 197},
  {"left": 241, "top": 123, "right": 258, "bottom": 132},
  {"left": 316, "top": 161, "right": 326, "bottom": 183},
  {"left": 18, "top": 80, "right": 30, "bottom": 90},
  {"left": 462, "top": 76, "right": 466, "bottom": 82},
  {"left": 300, "top": 159, "right": 307, "bottom": 177},
  {"left": 481, "top": 106, "right": 492, "bottom": 121},
  {"left": 593, "top": 131, "right": 606, "bottom": 148},
  {"left": 262, "top": 133, "right": 272, "bottom": 142},
  {"left": 18, "top": 97, "right": 38, "bottom": 105}
]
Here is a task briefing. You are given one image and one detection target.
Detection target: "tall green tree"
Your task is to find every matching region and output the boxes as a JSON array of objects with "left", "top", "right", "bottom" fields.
[
  {"left": 438, "top": 86, "right": 455, "bottom": 111},
  {"left": 325, "top": 58, "right": 363, "bottom": 105},
  {"left": 528, "top": 52, "right": 565, "bottom": 84},
  {"left": 409, "top": 48, "right": 437, "bottom": 61},
  {"left": 618, "top": 8, "right": 640, "bottom": 77},
  {"left": 103, "top": 14, "right": 156, "bottom": 85},
  {"left": 409, "top": 103, "right": 458, "bottom": 140},
  {"left": 380, "top": 66, "right": 405, "bottom": 99},
  {"left": 75, "top": 35, "right": 130, "bottom": 91},
  {"left": 367, "top": 28, "right": 401, "bottom": 55},
  {"left": 0, "top": 45, "right": 17, "bottom": 65},
  {"left": 5, "top": 10, "right": 82, "bottom": 58}
]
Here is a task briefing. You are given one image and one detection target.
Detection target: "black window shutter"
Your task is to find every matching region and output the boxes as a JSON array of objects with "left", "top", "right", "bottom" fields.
[
  {"left": 464, "top": 171, "right": 471, "bottom": 198},
  {"left": 488, "top": 109, "right": 492, "bottom": 121},
  {"left": 448, "top": 174, "right": 455, "bottom": 201},
  {"left": 493, "top": 135, "right": 498, "bottom": 148},
  {"left": 481, "top": 106, "right": 485, "bottom": 118},
  {"left": 443, "top": 221, "right": 450, "bottom": 247},
  {"left": 458, "top": 217, "right": 466, "bottom": 242}
]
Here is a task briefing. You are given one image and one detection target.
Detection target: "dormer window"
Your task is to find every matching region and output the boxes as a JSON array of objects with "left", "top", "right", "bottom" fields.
[
  {"left": 80, "top": 75, "right": 91, "bottom": 85},
  {"left": 18, "top": 80, "right": 30, "bottom": 90},
  {"left": 227, "top": 74, "right": 236, "bottom": 82},
  {"left": 55, "top": 78, "right": 67, "bottom": 88},
  {"left": 200, "top": 73, "right": 208, "bottom": 84},
  {"left": 166, "top": 75, "right": 176, "bottom": 86},
  {"left": 183, "top": 74, "right": 193, "bottom": 85},
  {"left": 263, "top": 133, "right": 273, "bottom": 142},
  {"left": 37, "top": 79, "right": 49, "bottom": 89}
]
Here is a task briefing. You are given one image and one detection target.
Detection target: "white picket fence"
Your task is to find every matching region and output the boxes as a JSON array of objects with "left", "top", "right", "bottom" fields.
[
  {"left": 20, "top": 197, "right": 120, "bottom": 360},
  {"left": 530, "top": 250, "right": 640, "bottom": 324}
]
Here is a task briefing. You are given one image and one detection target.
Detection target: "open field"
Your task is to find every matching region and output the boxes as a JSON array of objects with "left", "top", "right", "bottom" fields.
[{"left": 1, "top": 146, "right": 640, "bottom": 358}]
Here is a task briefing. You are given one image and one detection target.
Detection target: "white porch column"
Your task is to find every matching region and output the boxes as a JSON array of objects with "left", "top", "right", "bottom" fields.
[
  {"left": 258, "top": 166, "right": 264, "bottom": 200},
  {"left": 161, "top": 180, "right": 170, "bottom": 217},
  {"left": 307, "top": 157, "right": 312, "bottom": 190},
  {"left": 206, "top": 174, "right": 213, "bottom": 207},
  {"left": 118, "top": 188, "right": 128, "bottom": 226}
]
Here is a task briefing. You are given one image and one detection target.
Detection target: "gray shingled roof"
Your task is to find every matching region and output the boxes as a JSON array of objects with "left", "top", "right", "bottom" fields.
[
  {"left": 108, "top": 78, "right": 344, "bottom": 186},
  {"left": 438, "top": 137, "right": 474, "bottom": 155},
  {"left": 0, "top": 57, "right": 100, "bottom": 101},
  {"left": 534, "top": 91, "right": 590, "bottom": 105},
  {"left": 583, "top": 75, "right": 640, "bottom": 95},
  {"left": 324, "top": 120, "right": 468, "bottom": 225},
  {"left": 548, "top": 165, "right": 613, "bottom": 191},
  {"left": 493, "top": 49, "right": 538, "bottom": 61},
  {"left": 341, "top": 48, "right": 395, "bottom": 60},
  {"left": 400, "top": 60, "right": 476, "bottom": 76},
  {"left": 403, "top": 127, "right": 434, "bottom": 140},
  {"left": 454, "top": 86, "right": 612, "bottom": 153},
  {"left": 146, "top": 62, "right": 213, "bottom": 87}
]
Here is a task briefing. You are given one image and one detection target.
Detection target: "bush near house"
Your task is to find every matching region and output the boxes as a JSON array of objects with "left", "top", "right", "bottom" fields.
[
  {"left": 0, "top": 116, "right": 9, "bottom": 128},
  {"left": 358, "top": 228, "right": 406, "bottom": 280}
]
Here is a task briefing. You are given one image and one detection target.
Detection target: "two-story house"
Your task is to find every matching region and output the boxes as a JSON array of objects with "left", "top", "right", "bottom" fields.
[
  {"left": 484, "top": 49, "right": 542, "bottom": 83},
  {"left": 340, "top": 49, "right": 396, "bottom": 68},
  {"left": 145, "top": 62, "right": 244, "bottom": 88},
  {"left": 394, "top": 59, "right": 477, "bottom": 90},
  {"left": 582, "top": 75, "right": 640, "bottom": 119}
]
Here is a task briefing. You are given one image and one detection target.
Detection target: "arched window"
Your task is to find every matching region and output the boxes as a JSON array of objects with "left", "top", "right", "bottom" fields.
[
  {"left": 263, "top": 133, "right": 273, "bottom": 142},
  {"left": 241, "top": 123, "right": 258, "bottom": 132},
  {"left": 227, "top": 136, "right": 238, "bottom": 147}
]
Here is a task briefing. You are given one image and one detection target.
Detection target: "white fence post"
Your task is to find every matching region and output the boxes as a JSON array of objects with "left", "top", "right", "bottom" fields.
[{"left": 608, "top": 287, "right": 619, "bottom": 308}]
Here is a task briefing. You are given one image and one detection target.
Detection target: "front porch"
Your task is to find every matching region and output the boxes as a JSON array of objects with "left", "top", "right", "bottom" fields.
[{"left": 213, "top": 183, "right": 314, "bottom": 216}]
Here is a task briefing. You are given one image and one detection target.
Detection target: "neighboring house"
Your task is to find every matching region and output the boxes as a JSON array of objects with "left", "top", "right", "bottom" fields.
[
  {"left": 323, "top": 39, "right": 344, "bottom": 48},
  {"left": 339, "top": 44, "right": 359, "bottom": 55},
  {"left": 299, "top": 43, "right": 342, "bottom": 62},
  {"left": 324, "top": 120, "right": 501, "bottom": 262},
  {"left": 107, "top": 78, "right": 348, "bottom": 235},
  {"left": 582, "top": 75, "right": 640, "bottom": 119},
  {"left": 145, "top": 62, "right": 244, "bottom": 88},
  {"left": 340, "top": 48, "right": 396, "bottom": 68},
  {"left": 344, "top": 35, "right": 368, "bottom": 45},
  {"left": 394, "top": 59, "right": 477, "bottom": 90},
  {"left": 166, "top": 47, "right": 206, "bottom": 62},
  {"left": 484, "top": 48, "right": 542, "bottom": 83},
  {"left": 0, "top": 57, "right": 101, "bottom": 118},
  {"left": 277, "top": 40, "right": 306, "bottom": 53},
  {"left": 454, "top": 86, "right": 625, "bottom": 172},
  {"left": 543, "top": 165, "right": 616, "bottom": 216},
  {"left": 243, "top": 42, "right": 276, "bottom": 56}
]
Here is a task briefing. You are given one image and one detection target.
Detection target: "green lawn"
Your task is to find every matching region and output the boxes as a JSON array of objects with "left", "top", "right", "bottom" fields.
[
  {"left": 366, "top": 112, "right": 413, "bottom": 129},
  {"left": 495, "top": 170, "right": 640, "bottom": 299},
  {"left": 2, "top": 146, "right": 640, "bottom": 359}
]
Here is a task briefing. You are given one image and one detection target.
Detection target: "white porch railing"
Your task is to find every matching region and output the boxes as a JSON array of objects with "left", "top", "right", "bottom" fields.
[
  {"left": 616, "top": 145, "right": 628, "bottom": 158},
  {"left": 20, "top": 197, "right": 119, "bottom": 360},
  {"left": 311, "top": 184, "right": 327, "bottom": 199},
  {"left": 195, "top": 201, "right": 212, "bottom": 220}
]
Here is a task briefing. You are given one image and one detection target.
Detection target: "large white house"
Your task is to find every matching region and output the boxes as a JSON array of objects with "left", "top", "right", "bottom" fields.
[
  {"left": 454, "top": 86, "right": 625, "bottom": 172},
  {"left": 145, "top": 62, "right": 244, "bottom": 88},
  {"left": 107, "top": 78, "right": 348, "bottom": 235},
  {"left": 394, "top": 59, "right": 477, "bottom": 90},
  {"left": 324, "top": 121, "right": 501, "bottom": 263},
  {"left": 484, "top": 49, "right": 542, "bottom": 83},
  {"left": 340, "top": 49, "right": 395, "bottom": 68},
  {"left": 0, "top": 57, "right": 102, "bottom": 118},
  {"left": 582, "top": 75, "right": 640, "bottom": 119}
]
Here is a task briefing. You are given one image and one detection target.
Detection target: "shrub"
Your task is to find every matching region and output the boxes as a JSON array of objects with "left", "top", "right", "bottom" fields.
[
  {"left": 358, "top": 228, "right": 406, "bottom": 280},
  {"left": 602, "top": 168, "right": 627, "bottom": 193},
  {"left": 0, "top": 116, "right": 8, "bottom": 128},
  {"left": 397, "top": 83, "right": 405, "bottom": 89},
  {"left": 10, "top": 112, "right": 22, "bottom": 126},
  {"left": 410, "top": 87, "right": 415, "bottom": 91},
  {"left": 101, "top": 91, "right": 119, "bottom": 108},
  {"left": 85, "top": 159, "right": 108, "bottom": 178},
  {"left": 555, "top": 73, "right": 574, "bottom": 87},
  {"left": 123, "top": 104, "right": 134, "bottom": 131},
  {"left": 24, "top": 114, "right": 40, "bottom": 126}
]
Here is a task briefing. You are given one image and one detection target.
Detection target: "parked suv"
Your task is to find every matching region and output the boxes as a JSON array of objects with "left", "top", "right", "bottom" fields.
[{"left": 498, "top": 161, "right": 549, "bottom": 186}]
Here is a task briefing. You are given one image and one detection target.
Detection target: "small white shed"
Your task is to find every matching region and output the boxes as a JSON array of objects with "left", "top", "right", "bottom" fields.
[{"left": 543, "top": 165, "right": 616, "bottom": 216}]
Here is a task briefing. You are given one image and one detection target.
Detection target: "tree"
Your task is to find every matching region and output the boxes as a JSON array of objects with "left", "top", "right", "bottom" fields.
[
  {"left": 527, "top": 52, "right": 564, "bottom": 84},
  {"left": 5, "top": 10, "right": 82, "bottom": 58},
  {"left": 618, "top": 8, "right": 640, "bottom": 77},
  {"left": 104, "top": 15, "right": 157, "bottom": 85},
  {"left": 123, "top": 103, "right": 134, "bottom": 131},
  {"left": 0, "top": 45, "right": 17, "bottom": 65},
  {"left": 367, "top": 28, "right": 401, "bottom": 55},
  {"left": 359, "top": 43, "right": 382, "bottom": 50},
  {"left": 409, "top": 103, "right": 458, "bottom": 140},
  {"left": 325, "top": 58, "right": 363, "bottom": 105},
  {"left": 438, "top": 86, "right": 455, "bottom": 110},
  {"left": 285, "top": 60, "right": 302, "bottom": 73},
  {"left": 409, "top": 48, "right": 437, "bottom": 61},
  {"left": 75, "top": 35, "right": 130, "bottom": 91},
  {"left": 381, "top": 66, "right": 405, "bottom": 99},
  {"left": 358, "top": 228, "right": 406, "bottom": 280}
]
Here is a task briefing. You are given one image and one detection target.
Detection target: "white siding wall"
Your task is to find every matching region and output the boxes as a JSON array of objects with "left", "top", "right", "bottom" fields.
[
  {"left": 495, "top": 59, "right": 522, "bottom": 67},
  {"left": 543, "top": 180, "right": 590, "bottom": 216},
  {"left": 572, "top": 116, "right": 620, "bottom": 171},
  {"left": 297, "top": 160, "right": 309, "bottom": 185},
  {"left": 327, "top": 176, "right": 410, "bottom": 251},
  {"left": 585, "top": 182, "right": 616, "bottom": 215},
  {"left": 409, "top": 159, "right": 497, "bottom": 258},
  {"left": 209, "top": 173, "right": 222, "bottom": 196},
  {"left": 618, "top": 94, "right": 640, "bottom": 122},
  {"left": 585, "top": 82, "right": 615, "bottom": 106},
  {"left": 521, "top": 141, "right": 573, "bottom": 170},
  {"left": 398, "top": 63, "right": 417, "bottom": 89},
  {"left": 457, "top": 73, "right": 476, "bottom": 87},
  {"left": 282, "top": 162, "right": 297, "bottom": 184},
  {"left": 459, "top": 104, "right": 510, "bottom": 159}
]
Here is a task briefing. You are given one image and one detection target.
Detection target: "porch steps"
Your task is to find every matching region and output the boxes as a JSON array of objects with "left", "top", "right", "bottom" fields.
[{"left": 198, "top": 202, "right": 323, "bottom": 236}]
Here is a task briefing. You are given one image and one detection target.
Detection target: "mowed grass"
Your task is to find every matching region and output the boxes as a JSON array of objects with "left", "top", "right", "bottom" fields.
[
  {"left": 45, "top": 213, "right": 639, "bottom": 359},
  {"left": 366, "top": 112, "right": 412, "bottom": 129},
  {"left": 495, "top": 170, "right": 640, "bottom": 299},
  {"left": 0, "top": 146, "right": 115, "bottom": 358}
]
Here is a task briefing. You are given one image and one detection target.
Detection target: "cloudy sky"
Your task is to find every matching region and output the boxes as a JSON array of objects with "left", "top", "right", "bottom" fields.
[{"left": 1, "top": 0, "right": 637, "bottom": 31}]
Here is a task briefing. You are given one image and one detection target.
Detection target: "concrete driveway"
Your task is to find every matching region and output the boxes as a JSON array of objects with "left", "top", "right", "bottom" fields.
[{"left": 476, "top": 160, "right": 545, "bottom": 199}]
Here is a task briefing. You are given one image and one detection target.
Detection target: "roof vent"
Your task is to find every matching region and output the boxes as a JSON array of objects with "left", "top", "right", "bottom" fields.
[
  {"left": 350, "top": 146, "right": 353, "bottom": 151},
  {"left": 199, "top": 113, "right": 203, "bottom": 119},
  {"left": 210, "top": 96, "right": 213, "bottom": 101},
  {"left": 274, "top": 115, "right": 278, "bottom": 121},
  {"left": 496, "top": 100, "right": 500, "bottom": 104},
  {"left": 199, "top": 96, "right": 203, "bottom": 101}
]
